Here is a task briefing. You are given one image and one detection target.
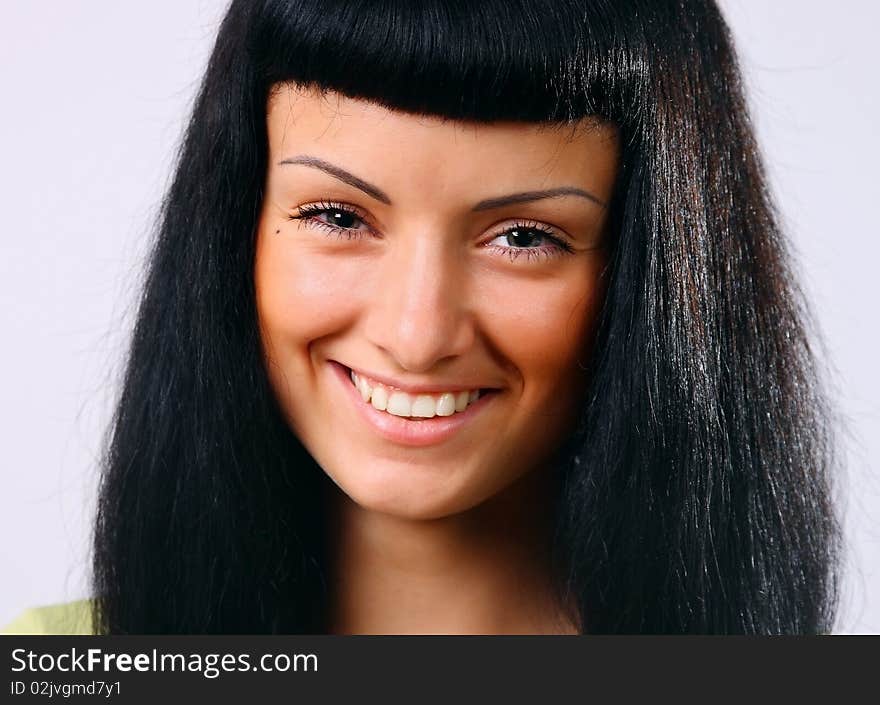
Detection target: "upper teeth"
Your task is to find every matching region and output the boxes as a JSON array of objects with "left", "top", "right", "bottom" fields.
[{"left": 350, "top": 370, "right": 481, "bottom": 418}]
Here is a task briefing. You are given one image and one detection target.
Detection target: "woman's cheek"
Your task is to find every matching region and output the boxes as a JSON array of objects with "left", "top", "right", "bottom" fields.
[
  {"left": 256, "top": 238, "right": 369, "bottom": 347},
  {"left": 476, "top": 260, "right": 604, "bottom": 409}
]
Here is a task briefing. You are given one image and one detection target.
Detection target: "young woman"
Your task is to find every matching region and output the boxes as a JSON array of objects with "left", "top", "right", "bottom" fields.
[{"left": 14, "top": 0, "right": 840, "bottom": 634}]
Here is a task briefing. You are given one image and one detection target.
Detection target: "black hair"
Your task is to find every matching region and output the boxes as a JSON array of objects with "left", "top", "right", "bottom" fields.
[{"left": 93, "top": 0, "right": 839, "bottom": 633}]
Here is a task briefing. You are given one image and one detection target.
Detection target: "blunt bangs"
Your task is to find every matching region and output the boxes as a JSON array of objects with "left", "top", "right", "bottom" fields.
[{"left": 249, "top": 0, "right": 646, "bottom": 123}]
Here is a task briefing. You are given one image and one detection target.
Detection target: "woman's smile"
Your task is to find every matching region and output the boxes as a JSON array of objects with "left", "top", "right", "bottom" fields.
[
  {"left": 328, "top": 360, "right": 501, "bottom": 448},
  {"left": 255, "top": 83, "right": 618, "bottom": 519}
]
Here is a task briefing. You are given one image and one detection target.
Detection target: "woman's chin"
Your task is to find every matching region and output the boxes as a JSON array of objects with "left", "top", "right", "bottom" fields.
[{"left": 322, "top": 463, "right": 491, "bottom": 522}]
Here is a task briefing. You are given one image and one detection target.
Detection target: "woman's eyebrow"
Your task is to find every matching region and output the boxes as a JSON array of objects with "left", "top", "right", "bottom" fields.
[
  {"left": 278, "top": 155, "right": 392, "bottom": 204},
  {"left": 472, "top": 187, "right": 606, "bottom": 210},
  {"left": 277, "top": 154, "right": 607, "bottom": 209}
]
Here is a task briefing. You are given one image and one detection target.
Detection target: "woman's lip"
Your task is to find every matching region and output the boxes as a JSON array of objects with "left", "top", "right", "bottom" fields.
[
  {"left": 328, "top": 361, "right": 497, "bottom": 448},
  {"left": 346, "top": 364, "right": 500, "bottom": 395}
]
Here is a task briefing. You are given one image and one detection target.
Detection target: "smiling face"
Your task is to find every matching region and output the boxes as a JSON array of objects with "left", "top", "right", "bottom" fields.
[{"left": 255, "top": 84, "right": 619, "bottom": 520}]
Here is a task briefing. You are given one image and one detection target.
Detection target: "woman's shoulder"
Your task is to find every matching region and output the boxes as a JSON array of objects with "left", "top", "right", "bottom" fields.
[{"left": 2, "top": 599, "right": 95, "bottom": 635}]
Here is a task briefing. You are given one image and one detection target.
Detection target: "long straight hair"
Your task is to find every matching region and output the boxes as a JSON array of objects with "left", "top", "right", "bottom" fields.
[{"left": 93, "top": 0, "right": 839, "bottom": 633}]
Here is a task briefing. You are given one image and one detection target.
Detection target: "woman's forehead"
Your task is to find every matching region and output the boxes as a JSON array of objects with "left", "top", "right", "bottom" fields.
[{"left": 265, "top": 83, "right": 619, "bottom": 197}]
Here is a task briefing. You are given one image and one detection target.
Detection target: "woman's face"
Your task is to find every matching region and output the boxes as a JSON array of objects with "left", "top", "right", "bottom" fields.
[{"left": 256, "top": 84, "right": 618, "bottom": 520}]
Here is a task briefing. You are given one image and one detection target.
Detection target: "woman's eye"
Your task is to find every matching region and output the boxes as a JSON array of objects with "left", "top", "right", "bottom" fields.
[
  {"left": 314, "top": 208, "right": 363, "bottom": 230},
  {"left": 488, "top": 228, "right": 547, "bottom": 249},
  {"left": 485, "top": 225, "right": 574, "bottom": 262},
  {"left": 289, "top": 202, "right": 371, "bottom": 238}
]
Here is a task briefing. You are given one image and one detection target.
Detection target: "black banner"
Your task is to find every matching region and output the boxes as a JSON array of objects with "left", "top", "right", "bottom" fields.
[{"left": 3, "top": 636, "right": 874, "bottom": 703}]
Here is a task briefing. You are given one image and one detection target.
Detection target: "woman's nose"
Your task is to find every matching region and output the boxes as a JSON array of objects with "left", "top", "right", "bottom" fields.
[{"left": 363, "top": 235, "right": 475, "bottom": 373}]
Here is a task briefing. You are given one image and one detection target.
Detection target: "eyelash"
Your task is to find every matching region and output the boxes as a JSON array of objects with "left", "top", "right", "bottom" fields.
[{"left": 286, "top": 200, "right": 575, "bottom": 263}]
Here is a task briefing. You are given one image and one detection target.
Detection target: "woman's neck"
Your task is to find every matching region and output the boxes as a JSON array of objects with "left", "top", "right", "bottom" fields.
[{"left": 323, "top": 470, "right": 578, "bottom": 634}]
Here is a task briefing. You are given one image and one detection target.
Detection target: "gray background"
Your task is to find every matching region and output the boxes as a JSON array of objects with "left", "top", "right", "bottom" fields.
[{"left": 1, "top": 1, "right": 877, "bottom": 633}]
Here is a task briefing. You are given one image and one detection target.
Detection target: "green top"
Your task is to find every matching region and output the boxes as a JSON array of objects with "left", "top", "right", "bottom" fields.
[{"left": 2, "top": 600, "right": 95, "bottom": 635}]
